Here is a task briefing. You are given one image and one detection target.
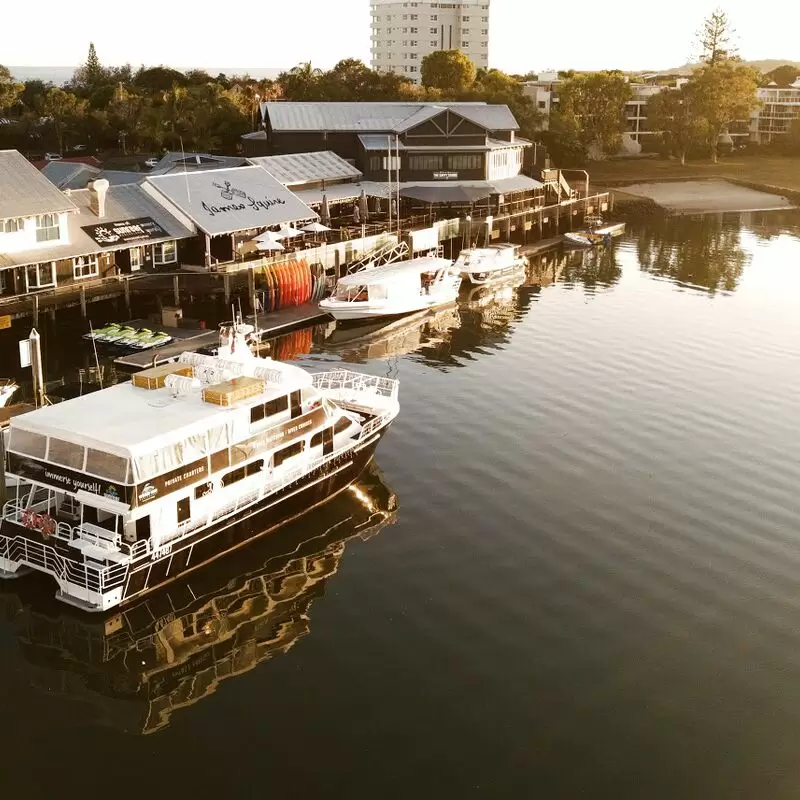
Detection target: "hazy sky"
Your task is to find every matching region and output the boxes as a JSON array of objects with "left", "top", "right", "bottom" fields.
[{"left": 5, "top": 0, "right": 799, "bottom": 73}]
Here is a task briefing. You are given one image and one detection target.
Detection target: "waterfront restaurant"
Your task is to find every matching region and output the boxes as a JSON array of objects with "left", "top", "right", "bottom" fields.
[
  {"left": 142, "top": 165, "right": 319, "bottom": 270},
  {"left": 250, "top": 102, "right": 545, "bottom": 229},
  {"left": 0, "top": 149, "right": 193, "bottom": 302}
]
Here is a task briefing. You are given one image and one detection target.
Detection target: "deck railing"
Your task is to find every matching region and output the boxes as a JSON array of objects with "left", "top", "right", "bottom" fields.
[{"left": 312, "top": 370, "right": 399, "bottom": 401}]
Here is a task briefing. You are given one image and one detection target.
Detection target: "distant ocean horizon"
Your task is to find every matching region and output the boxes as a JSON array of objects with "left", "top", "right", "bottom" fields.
[{"left": 9, "top": 66, "right": 285, "bottom": 84}]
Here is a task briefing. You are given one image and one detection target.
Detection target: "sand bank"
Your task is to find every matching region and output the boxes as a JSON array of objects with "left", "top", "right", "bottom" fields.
[{"left": 616, "top": 179, "right": 794, "bottom": 214}]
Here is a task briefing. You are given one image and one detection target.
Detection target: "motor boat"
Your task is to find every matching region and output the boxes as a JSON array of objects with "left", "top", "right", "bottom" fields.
[
  {"left": 454, "top": 243, "right": 528, "bottom": 285},
  {"left": 320, "top": 256, "right": 461, "bottom": 322}
]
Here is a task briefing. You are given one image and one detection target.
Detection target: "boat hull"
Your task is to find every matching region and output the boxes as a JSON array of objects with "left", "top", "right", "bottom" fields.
[
  {"left": 0, "top": 431, "right": 386, "bottom": 612},
  {"left": 321, "top": 294, "right": 458, "bottom": 322},
  {"left": 461, "top": 263, "right": 526, "bottom": 286}
]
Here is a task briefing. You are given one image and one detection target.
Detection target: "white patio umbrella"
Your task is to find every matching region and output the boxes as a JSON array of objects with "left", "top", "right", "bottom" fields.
[
  {"left": 256, "top": 240, "right": 284, "bottom": 252},
  {"left": 358, "top": 189, "right": 369, "bottom": 222},
  {"left": 252, "top": 230, "right": 282, "bottom": 243},
  {"left": 301, "top": 221, "right": 331, "bottom": 233},
  {"left": 275, "top": 224, "right": 302, "bottom": 240}
]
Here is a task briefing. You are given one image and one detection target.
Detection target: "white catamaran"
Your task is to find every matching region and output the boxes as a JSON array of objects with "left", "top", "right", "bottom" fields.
[
  {"left": 320, "top": 256, "right": 461, "bottom": 322},
  {"left": 0, "top": 321, "right": 399, "bottom": 612}
]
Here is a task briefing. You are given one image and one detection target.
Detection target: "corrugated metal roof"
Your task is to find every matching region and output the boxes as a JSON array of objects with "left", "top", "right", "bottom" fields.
[
  {"left": 152, "top": 152, "right": 249, "bottom": 171},
  {"left": 0, "top": 183, "right": 195, "bottom": 269},
  {"left": 41, "top": 161, "right": 101, "bottom": 190},
  {"left": 263, "top": 102, "right": 519, "bottom": 133},
  {"left": 145, "top": 165, "right": 317, "bottom": 237},
  {"left": 95, "top": 169, "right": 147, "bottom": 186},
  {"left": 248, "top": 151, "right": 362, "bottom": 186},
  {"left": 358, "top": 135, "right": 409, "bottom": 151},
  {"left": 0, "top": 150, "right": 78, "bottom": 219},
  {"left": 292, "top": 181, "right": 391, "bottom": 207}
]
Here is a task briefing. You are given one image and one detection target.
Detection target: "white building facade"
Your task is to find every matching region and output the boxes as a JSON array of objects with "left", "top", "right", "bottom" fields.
[{"left": 370, "top": 0, "right": 490, "bottom": 84}]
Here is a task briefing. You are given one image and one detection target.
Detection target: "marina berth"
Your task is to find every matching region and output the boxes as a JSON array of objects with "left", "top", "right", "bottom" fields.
[
  {"left": 320, "top": 256, "right": 462, "bottom": 322},
  {"left": 454, "top": 243, "right": 529, "bottom": 286},
  {"left": 0, "top": 323, "right": 399, "bottom": 612}
]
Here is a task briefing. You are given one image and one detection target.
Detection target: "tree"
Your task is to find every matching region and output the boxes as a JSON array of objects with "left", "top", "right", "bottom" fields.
[
  {"left": 696, "top": 8, "right": 737, "bottom": 65},
  {"left": 691, "top": 61, "right": 759, "bottom": 162},
  {"left": 0, "top": 65, "right": 23, "bottom": 114},
  {"left": 134, "top": 66, "right": 189, "bottom": 92},
  {"left": 468, "top": 68, "right": 543, "bottom": 141},
  {"left": 764, "top": 64, "right": 800, "bottom": 87},
  {"left": 420, "top": 50, "right": 476, "bottom": 94},
  {"left": 557, "top": 71, "right": 632, "bottom": 156},
  {"left": 278, "top": 62, "right": 324, "bottom": 100},
  {"left": 40, "top": 87, "right": 85, "bottom": 152},
  {"left": 19, "top": 79, "right": 49, "bottom": 113},
  {"left": 647, "top": 85, "right": 708, "bottom": 164},
  {"left": 72, "top": 42, "right": 109, "bottom": 95}
]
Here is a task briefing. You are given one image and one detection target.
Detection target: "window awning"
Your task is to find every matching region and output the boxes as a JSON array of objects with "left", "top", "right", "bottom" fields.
[{"left": 400, "top": 185, "right": 493, "bottom": 203}]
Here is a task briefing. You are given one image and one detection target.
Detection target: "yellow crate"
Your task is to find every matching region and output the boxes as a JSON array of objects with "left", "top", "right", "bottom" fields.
[
  {"left": 202, "top": 376, "right": 264, "bottom": 406},
  {"left": 132, "top": 363, "right": 194, "bottom": 390}
]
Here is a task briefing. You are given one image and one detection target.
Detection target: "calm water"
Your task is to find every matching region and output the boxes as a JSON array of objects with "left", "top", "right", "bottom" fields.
[{"left": 2, "top": 210, "right": 800, "bottom": 799}]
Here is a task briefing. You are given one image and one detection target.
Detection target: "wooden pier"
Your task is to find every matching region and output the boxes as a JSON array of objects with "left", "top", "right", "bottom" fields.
[{"left": 114, "top": 303, "right": 329, "bottom": 370}]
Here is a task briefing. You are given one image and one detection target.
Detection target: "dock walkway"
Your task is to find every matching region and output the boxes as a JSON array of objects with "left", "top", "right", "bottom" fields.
[{"left": 114, "top": 303, "right": 328, "bottom": 370}]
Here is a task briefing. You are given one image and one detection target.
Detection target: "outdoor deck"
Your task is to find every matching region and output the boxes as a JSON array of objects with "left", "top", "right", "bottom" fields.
[{"left": 114, "top": 302, "right": 328, "bottom": 370}]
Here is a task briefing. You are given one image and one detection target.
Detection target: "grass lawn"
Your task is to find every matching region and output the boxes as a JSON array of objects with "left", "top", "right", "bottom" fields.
[{"left": 587, "top": 156, "right": 800, "bottom": 193}]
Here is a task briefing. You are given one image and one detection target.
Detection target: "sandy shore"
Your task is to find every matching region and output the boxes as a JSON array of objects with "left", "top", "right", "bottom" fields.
[{"left": 616, "top": 179, "right": 794, "bottom": 213}]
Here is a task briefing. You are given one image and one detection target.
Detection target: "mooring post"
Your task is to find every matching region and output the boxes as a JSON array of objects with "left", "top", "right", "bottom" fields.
[
  {"left": 224, "top": 273, "right": 231, "bottom": 305},
  {"left": 124, "top": 275, "right": 131, "bottom": 314},
  {"left": 173, "top": 274, "right": 180, "bottom": 306},
  {"left": 80, "top": 285, "right": 87, "bottom": 319}
]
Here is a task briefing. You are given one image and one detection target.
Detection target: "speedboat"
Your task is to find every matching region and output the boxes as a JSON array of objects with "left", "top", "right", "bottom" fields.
[
  {"left": 320, "top": 256, "right": 461, "bottom": 322},
  {"left": 564, "top": 216, "right": 625, "bottom": 248},
  {"left": 454, "top": 243, "right": 528, "bottom": 285},
  {"left": 0, "top": 379, "right": 18, "bottom": 408}
]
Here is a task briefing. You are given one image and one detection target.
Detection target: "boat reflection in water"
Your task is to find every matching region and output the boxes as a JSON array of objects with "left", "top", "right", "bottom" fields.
[{"left": 0, "top": 461, "right": 397, "bottom": 735}]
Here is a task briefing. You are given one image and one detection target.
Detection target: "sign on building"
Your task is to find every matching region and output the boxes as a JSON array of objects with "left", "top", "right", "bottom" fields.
[{"left": 82, "top": 217, "right": 169, "bottom": 247}]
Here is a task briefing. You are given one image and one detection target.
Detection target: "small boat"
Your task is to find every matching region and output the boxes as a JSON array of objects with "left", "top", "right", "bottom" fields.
[
  {"left": 83, "top": 322, "right": 123, "bottom": 342},
  {"left": 0, "top": 379, "right": 18, "bottom": 408},
  {"left": 564, "top": 216, "right": 626, "bottom": 248},
  {"left": 98, "top": 325, "right": 138, "bottom": 344},
  {"left": 320, "top": 257, "right": 461, "bottom": 322},
  {"left": 132, "top": 330, "right": 173, "bottom": 351},
  {"left": 454, "top": 243, "right": 528, "bottom": 285}
]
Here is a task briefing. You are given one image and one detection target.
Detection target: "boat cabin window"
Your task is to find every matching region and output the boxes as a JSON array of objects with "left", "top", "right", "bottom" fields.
[
  {"left": 273, "top": 441, "right": 304, "bottom": 468},
  {"left": 195, "top": 481, "right": 214, "bottom": 499},
  {"left": 335, "top": 284, "right": 368, "bottom": 302},
  {"left": 290, "top": 390, "right": 302, "bottom": 419},
  {"left": 250, "top": 394, "right": 289, "bottom": 424},
  {"left": 8, "top": 429, "right": 47, "bottom": 459},
  {"left": 221, "top": 459, "right": 264, "bottom": 488},
  {"left": 47, "top": 438, "right": 85, "bottom": 470},
  {"left": 135, "top": 432, "right": 209, "bottom": 482},
  {"left": 311, "top": 427, "right": 334, "bottom": 455},
  {"left": 334, "top": 416, "right": 352, "bottom": 435},
  {"left": 85, "top": 448, "right": 130, "bottom": 483}
]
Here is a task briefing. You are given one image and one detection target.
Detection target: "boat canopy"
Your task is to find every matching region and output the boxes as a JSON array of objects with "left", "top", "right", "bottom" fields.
[{"left": 336, "top": 257, "right": 454, "bottom": 287}]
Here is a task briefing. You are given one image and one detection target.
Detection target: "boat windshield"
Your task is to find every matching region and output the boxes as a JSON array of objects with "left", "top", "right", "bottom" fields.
[{"left": 334, "top": 284, "right": 369, "bottom": 302}]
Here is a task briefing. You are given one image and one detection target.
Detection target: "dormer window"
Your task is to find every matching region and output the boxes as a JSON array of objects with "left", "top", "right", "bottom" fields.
[
  {"left": 1, "top": 217, "right": 23, "bottom": 233},
  {"left": 36, "top": 213, "right": 60, "bottom": 243}
]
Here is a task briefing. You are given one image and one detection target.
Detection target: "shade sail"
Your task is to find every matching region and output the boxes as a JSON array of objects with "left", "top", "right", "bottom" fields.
[{"left": 400, "top": 185, "right": 492, "bottom": 203}]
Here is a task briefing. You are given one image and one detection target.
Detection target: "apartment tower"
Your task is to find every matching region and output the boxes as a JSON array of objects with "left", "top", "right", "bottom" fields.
[{"left": 370, "top": 0, "right": 490, "bottom": 84}]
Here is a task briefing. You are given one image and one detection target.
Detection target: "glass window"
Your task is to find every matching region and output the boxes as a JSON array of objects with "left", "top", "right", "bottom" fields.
[
  {"left": 449, "top": 154, "right": 482, "bottom": 170},
  {"left": 47, "top": 438, "right": 86, "bottom": 469},
  {"left": 86, "top": 448, "right": 129, "bottom": 482},
  {"left": 222, "top": 466, "right": 247, "bottom": 487},
  {"left": 73, "top": 255, "right": 99, "bottom": 280},
  {"left": 1, "top": 218, "right": 23, "bottom": 233},
  {"left": 129, "top": 247, "right": 142, "bottom": 271},
  {"left": 334, "top": 416, "right": 352, "bottom": 435},
  {"left": 26, "top": 263, "right": 55, "bottom": 290},
  {"left": 409, "top": 154, "right": 444, "bottom": 171},
  {"left": 154, "top": 240, "right": 177, "bottom": 265},
  {"left": 273, "top": 441, "right": 304, "bottom": 468},
  {"left": 36, "top": 214, "right": 60, "bottom": 243},
  {"left": 9, "top": 428, "right": 47, "bottom": 459}
]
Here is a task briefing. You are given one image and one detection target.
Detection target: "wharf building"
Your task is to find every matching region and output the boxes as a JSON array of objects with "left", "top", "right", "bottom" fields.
[{"left": 369, "top": 0, "right": 490, "bottom": 83}]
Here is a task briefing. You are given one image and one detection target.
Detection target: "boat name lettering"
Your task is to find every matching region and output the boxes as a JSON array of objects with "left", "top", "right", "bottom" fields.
[
  {"left": 134, "top": 457, "right": 209, "bottom": 507},
  {"left": 152, "top": 543, "right": 172, "bottom": 560},
  {"left": 163, "top": 464, "right": 206, "bottom": 488},
  {"left": 6, "top": 453, "right": 130, "bottom": 502}
]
